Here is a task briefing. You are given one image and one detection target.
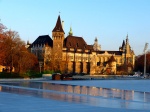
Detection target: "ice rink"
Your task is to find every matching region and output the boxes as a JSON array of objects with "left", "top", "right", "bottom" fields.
[{"left": 0, "top": 79, "right": 150, "bottom": 112}]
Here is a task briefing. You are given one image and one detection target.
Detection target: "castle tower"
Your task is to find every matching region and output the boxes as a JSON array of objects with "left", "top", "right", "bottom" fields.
[{"left": 52, "top": 15, "right": 65, "bottom": 61}]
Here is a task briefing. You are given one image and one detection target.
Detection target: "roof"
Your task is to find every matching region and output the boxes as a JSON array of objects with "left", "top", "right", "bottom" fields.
[
  {"left": 97, "top": 51, "right": 123, "bottom": 55},
  {"left": 122, "top": 40, "right": 125, "bottom": 48},
  {"left": 87, "top": 45, "right": 94, "bottom": 51},
  {"left": 52, "top": 15, "right": 64, "bottom": 33},
  {"left": 64, "top": 35, "right": 89, "bottom": 51},
  {"left": 29, "top": 35, "right": 53, "bottom": 48}
]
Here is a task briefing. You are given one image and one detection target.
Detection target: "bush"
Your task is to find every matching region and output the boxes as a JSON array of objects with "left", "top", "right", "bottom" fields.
[
  {"left": 0, "top": 72, "right": 29, "bottom": 78},
  {"left": 0, "top": 70, "right": 57, "bottom": 78},
  {"left": 42, "top": 70, "right": 54, "bottom": 74},
  {"left": 25, "top": 70, "right": 42, "bottom": 78}
]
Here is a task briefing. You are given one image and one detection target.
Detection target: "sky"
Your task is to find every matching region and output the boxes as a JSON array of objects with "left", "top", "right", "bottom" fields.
[{"left": 0, "top": 0, "right": 150, "bottom": 56}]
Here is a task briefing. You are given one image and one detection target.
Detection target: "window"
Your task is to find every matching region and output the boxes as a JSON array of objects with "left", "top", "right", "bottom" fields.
[
  {"left": 97, "top": 62, "right": 100, "bottom": 66},
  {"left": 76, "top": 43, "right": 79, "bottom": 47}
]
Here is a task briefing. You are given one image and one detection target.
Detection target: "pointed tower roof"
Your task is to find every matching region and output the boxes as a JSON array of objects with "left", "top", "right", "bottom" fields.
[
  {"left": 122, "top": 40, "right": 125, "bottom": 48},
  {"left": 52, "top": 15, "right": 64, "bottom": 33}
]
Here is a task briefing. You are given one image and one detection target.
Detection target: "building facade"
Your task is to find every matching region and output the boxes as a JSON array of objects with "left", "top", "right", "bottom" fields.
[{"left": 29, "top": 15, "right": 135, "bottom": 75}]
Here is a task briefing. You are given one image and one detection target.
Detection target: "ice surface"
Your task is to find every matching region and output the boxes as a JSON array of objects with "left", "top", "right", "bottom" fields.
[
  {"left": 0, "top": 79, "right": 150, "bottom": 112},
  {"left": 48, "top": 80, "right": 150, "bottom": 92}
]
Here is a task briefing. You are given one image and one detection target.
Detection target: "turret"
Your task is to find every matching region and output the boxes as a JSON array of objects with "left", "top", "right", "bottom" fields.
[
  {"left": 68, "top": 26, "right": 73, "bottom": 36},
  {"left": 125, "top": 34, "right": 130, "bottom": 54},
  {"left": 93, "top": 37, "right": 101, "bottom": 51},
  {"left": 119, "top": 40, "right": 126, "bottom": 51}
]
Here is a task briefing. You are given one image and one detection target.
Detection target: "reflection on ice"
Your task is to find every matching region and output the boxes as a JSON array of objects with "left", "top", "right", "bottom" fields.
[{"left": 0, "top": 81, "right": 150, "bottom": 110}]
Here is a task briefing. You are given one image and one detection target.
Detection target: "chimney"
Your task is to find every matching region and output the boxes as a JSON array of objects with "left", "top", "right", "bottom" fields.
[{"left": 62, "top": 21, "right": 64, "bottom": 30}]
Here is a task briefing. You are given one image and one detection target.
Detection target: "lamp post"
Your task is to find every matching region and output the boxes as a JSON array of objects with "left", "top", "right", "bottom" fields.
[
  {"left": 39, "top": 61, "right": 43, "bottom": 73},
  {"left": 143, "top": 43, "right": 148, "bottom": 77}
]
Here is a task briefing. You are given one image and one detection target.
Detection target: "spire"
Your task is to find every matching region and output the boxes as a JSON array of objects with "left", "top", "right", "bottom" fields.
[
  {"left": 126, "top": 33, "right": 129, "bottom": 44},
  {"left": 52, "top": 15, "right": 64, "bottom": 33},
  {"left": 68, "top": 26, "right": 73, "bottom": 36},
  {"left": 126, "top": 33, "right": 128, "bottom": 39}
]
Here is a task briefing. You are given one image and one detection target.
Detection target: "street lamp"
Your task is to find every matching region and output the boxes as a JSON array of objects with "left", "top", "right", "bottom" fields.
[
  {"left": 143, "top": 43, "right": 148, "bottom": 77},
  {"left": 39, "top": 61, "right": 43, "bottom": 73}
]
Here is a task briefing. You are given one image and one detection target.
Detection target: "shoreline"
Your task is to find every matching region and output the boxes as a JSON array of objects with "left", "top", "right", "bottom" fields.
[
  {"left": 72, "top": 75, "right": 146, "bottom": 80},
  {"left": 0, "top": 76, "right": 148, "bottom": 82}
]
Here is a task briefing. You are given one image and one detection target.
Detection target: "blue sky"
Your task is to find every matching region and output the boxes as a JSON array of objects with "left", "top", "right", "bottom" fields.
[{"left": 0, "top": 0, "right": 150, "bottom": 55}]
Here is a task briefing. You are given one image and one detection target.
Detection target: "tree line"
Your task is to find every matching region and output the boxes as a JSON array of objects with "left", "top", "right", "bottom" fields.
[{"left": 0, "top": 22, "right": 38, "bottom": 77}]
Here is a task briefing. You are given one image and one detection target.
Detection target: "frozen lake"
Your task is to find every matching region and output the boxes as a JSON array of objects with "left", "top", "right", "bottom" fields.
[{"left": 0, "top": 79, "right": 150, "bottom": 112}]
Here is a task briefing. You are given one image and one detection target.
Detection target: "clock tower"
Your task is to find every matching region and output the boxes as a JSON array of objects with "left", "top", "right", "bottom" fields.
[{"left": 52, "top": 15, "right": 65, "bottom": 61}]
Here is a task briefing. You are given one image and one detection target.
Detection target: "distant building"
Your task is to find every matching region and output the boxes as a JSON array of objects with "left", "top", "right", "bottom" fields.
[{"left": 29, "top": 15, "right": 135, "bottom": 75}]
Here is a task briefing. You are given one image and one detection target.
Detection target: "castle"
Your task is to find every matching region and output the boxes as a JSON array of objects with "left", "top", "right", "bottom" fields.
[{"left": 29, "top": 15, "right": 135, "bottom": 75}]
